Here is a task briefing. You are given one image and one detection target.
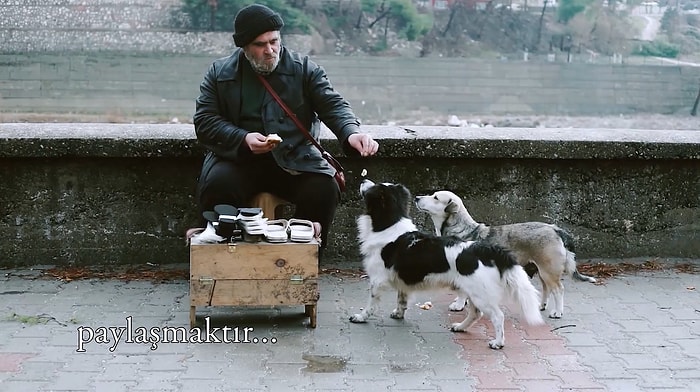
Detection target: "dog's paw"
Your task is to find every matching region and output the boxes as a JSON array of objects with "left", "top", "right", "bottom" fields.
[
  {"left": 548, "top": 311, "right": 562, "bottom": 319},
  {"left": 450, "top": 323, "right": 466, "bottom": 332},
  {"left": 448, "top": 300, "right": 465, "bottom": 312},
  {"left": 349, "top": 314, "right": 367, "bottom": 323},
  {"left": 389, "top": 309, "right": 405, "bottom": 319},
  {"left": 488, "top": 340, "right": 504, "bottom": 350}
]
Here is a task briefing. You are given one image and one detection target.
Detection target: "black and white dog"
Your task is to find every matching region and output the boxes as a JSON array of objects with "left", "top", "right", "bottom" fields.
[{"left": 349, "top": 180, "right": 543, "bottom": 349}]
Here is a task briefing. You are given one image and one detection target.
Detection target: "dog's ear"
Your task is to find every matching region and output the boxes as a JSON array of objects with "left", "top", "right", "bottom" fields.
[{"left": 445, "top": 199, "right": 461, "bottom": 214}]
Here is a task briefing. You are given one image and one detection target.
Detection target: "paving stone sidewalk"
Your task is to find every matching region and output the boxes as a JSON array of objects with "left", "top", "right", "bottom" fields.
[{"left": 0, "top": 263, "right": 698, "bottom": 392}]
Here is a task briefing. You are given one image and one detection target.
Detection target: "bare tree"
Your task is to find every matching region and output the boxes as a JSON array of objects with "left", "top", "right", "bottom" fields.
[
  {"left": 208, "top": 0, "right": 218, "bottom": 31},
  {"left": 383, "top": 10, "right": 391, "bottom": 42},
  {"left": 442, "top": 0, "right": 467, "bottom": 37},
  {"left": 534, "top": 0, "right": 548, "bottom": 51},
  {"left": 567, "top": 4, "right": 629, "bottom": 55},
  {"left": 368, "top": 1, "right": 392, "bottom": 28}
]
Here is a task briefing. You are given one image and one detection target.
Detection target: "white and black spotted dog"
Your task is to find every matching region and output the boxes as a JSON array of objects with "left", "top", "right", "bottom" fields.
[{"left": 349, "top": 179, "right": 544, "bottom": 349}]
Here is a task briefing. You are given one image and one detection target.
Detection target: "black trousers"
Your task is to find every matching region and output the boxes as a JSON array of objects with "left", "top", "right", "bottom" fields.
[{"left": 196, "top": 154, "right": 339, "bottom": 250}]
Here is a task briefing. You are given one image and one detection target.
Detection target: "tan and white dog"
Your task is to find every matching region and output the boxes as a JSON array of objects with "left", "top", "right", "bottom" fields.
[{"left": 415, "top": 190, "right": 597, "bottom": 318}]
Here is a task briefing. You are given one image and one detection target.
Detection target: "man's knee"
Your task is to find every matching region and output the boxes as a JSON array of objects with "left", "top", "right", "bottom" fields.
[{"left": 298, "top": 175, "right": 339, "bottom": 204}]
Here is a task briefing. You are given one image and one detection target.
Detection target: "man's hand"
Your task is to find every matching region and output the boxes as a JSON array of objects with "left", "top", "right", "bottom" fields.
[
  {"left": 348, "top": 133, "right": 379, "bottom": 157},
  {"left": 245, "top": 132, "right": 278, "bottom": 154}
]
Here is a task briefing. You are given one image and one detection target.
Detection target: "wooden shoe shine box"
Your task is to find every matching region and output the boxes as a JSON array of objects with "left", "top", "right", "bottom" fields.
[{"left": 189, "top": 240, "right": 320, "bottom": 328}]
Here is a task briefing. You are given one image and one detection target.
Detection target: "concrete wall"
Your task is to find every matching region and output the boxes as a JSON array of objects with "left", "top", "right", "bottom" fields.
[
  {"left": 2, "top": 53, "right": 699, "bottom": 123},
  {"left": 0, "top": 123, "right": 698, "bottom": 268}
]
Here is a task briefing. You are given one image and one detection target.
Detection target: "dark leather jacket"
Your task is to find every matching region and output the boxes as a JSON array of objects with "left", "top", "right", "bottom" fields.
[{"left": 194, "top": 46, "right": 361, "bottom": 177}]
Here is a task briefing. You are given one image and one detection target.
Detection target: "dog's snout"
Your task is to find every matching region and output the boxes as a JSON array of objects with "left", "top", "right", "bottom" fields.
[
  {"left": 359, "top": 178, "right": 375, "bottom": 196},
  {"left": 414, "top": 195, "right": 425, "bottom": 210}
]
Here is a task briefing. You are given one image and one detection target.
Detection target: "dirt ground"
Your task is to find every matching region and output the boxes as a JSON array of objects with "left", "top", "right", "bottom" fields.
[
  {"left": 469, "top": 114, "right": 700, "bottom": 130},
  {"left": 0, "top": 112, "right": 698, "bottom": 130},
  {"left": 389, "top": 113, "right": 700, "bottom": 130}
]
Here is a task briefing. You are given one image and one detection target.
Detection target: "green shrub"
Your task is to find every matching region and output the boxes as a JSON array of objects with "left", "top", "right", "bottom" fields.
[
  {"left": 557, "top": 0, "right": 594, "bottom": 23},
  {"left": 386, "top": 0, "right": 433, "bottom": 41},
  {"left": 632, "top": 40, "right": 680, "bottom": 58},
  {"left": 180, "top": 0, "right": 312, "bottom": 33}
]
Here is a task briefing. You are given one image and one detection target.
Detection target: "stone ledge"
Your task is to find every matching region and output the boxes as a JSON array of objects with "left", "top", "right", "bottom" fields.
[
  {"left": 0, "top": 123, "right": 698, "bottom": 267},
  {"left": 1, "top": 123, "right": 699, "bottom": 160}
]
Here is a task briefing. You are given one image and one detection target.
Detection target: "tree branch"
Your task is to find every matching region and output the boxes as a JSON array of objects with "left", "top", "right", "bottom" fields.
[{"left": 368, "top": 8, "right": 392, "bottom": 29}]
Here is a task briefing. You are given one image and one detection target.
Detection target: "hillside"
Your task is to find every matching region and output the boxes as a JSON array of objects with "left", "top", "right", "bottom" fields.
[
  {"left": 302, "top": 2, "right": 566, "bottom": 57},
  {"left": 304, "top": 0, "right": 700, "bottom": 60},
  {"left": 0, "top": 0, "right": 697, "bottom": 60}
]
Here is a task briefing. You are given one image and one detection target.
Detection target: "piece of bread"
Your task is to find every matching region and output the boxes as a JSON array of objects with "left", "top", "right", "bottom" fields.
[{"left": 265, "top": 134, "right": 283, "bottom": 145}]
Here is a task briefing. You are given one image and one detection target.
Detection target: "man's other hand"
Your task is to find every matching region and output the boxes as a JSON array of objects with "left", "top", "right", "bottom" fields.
[{"left": 348, "top": 133, "right": 379, "bottom": 157}]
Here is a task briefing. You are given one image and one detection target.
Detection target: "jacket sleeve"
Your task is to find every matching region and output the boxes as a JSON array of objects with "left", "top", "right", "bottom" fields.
[
  {"left": 193, "top": 62, "right": 250, "bottom": 161},
  {"left": 305, "top": 61, "right": 362, "bottom": 157}
]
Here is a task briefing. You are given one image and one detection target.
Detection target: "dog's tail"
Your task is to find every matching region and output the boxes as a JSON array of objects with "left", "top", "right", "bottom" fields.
[
  {"left": 503, "top": 266, "right": 545, "bottom": 325},
  {"left": 567, "top": 252, "right": 597, "bottom": 283},
  {"left": 554, "top": 227, "right": 597, "bottom": 284},
  {"left": 471, "top": 242, "right": 544, "bottom": 326}
]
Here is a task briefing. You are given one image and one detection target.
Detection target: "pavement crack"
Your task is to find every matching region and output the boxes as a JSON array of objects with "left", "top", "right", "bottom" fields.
[
  {"left": 173, "top": 291, "right": 188, "bottom": 304},
  {"left": 550, "top": 324, "right": 577, "bottom": 332},
  {"left": 7, "top": 312, "right": 68, "bottom": 326},
  {"left": 163, "top": 291, "right": 189, "bottom": 324}
]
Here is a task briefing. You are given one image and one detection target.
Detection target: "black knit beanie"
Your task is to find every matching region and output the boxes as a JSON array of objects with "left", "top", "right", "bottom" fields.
[{"left": 232, "top": 4, "right": 284, "bottom": 47}]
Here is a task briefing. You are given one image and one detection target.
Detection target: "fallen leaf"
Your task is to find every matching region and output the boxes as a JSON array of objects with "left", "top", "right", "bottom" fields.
[
  {"left": 577, "top": 259, "right": 668, "bottom": 282},
  {"left": 320, "top": 268, "right": 365, "bottom": 278},
  {"left": 42, "top": 266, "right": 188, "bottom": 283}
]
